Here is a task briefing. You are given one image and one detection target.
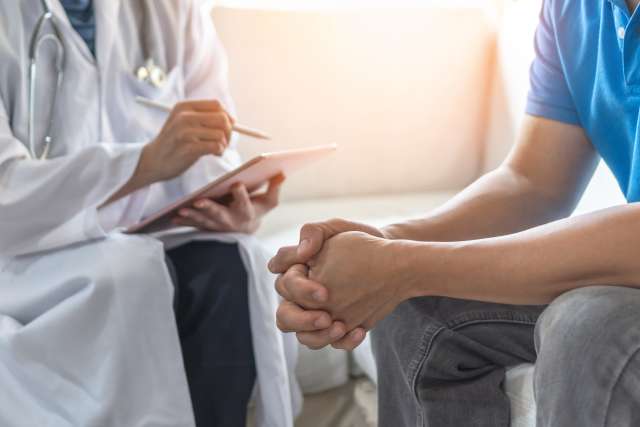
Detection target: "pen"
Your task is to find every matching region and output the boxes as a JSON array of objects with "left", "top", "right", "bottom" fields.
[{"left": 135, "top": 96, "right": 271, "bottom": 140}]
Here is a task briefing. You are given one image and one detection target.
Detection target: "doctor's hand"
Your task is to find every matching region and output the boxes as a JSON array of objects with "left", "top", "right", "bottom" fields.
[
  {"left": 173, "top": 175, "right": 284, "bottom": 234},
  {"left": 141, "top": 100, "right": 235, "bottom": 183}
]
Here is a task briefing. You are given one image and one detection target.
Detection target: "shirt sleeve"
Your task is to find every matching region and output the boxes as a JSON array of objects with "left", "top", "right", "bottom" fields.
[
  {"left": 0, "top": 95, "right": 145, "bottom": 257},
  {"left": 525, "top": 0, "right": 581, "bottom": 126}
]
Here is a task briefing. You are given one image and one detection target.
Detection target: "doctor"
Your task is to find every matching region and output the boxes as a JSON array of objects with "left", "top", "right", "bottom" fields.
[{"left": 0, "top": 1, "right": 298, "bottom": 427}]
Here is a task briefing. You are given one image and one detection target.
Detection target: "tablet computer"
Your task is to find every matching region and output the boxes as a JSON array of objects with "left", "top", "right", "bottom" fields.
[{"left": 126, "top": 144, "right": 337, "bottom": 234}]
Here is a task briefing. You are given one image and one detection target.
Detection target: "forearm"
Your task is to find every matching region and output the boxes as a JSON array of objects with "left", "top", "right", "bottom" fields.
[
  {"left": 383, "top": 165, "right": 573, "bottom": 242},
  {"left": 399, "top": 203, "right": 640, "bottom": 305},
  {"left": 102, "top": 145, "right": 157, "bottom": 206}
]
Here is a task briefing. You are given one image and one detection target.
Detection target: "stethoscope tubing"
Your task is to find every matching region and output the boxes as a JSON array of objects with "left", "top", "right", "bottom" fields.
[
  {"left": 28, "top": 0, "right": 65, "bottom": 160},
  {"left": 27, "top": 0, "right": 161, "bottom": 160}
]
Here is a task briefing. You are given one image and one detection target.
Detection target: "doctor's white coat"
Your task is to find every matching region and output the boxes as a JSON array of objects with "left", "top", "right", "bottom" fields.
[{"left": 0, "top": 1, "right": 299, "bottom": 426}]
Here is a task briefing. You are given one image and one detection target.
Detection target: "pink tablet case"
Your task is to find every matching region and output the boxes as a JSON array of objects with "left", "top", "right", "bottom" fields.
[{"left": 126, "top": 144, "right": 337, "bottom": 234}]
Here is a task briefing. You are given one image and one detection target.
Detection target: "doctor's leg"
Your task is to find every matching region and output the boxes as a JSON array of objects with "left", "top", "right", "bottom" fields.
[{"left": 166, "top": 241, "right": 256, "bottom": 427}]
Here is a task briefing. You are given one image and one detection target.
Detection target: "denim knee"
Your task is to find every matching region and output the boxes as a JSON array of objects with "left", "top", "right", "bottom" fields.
[
  {"left": 535, "top": 286, "right": 640, "bottom": 359},
  {"left": 534, "top": 286, "right": 640, "bottom": 393},
  {"left": 534, "top": 286, "right": 640, "bottom": 426}
]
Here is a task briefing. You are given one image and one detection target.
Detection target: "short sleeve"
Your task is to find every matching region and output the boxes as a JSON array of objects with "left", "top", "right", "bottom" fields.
[{"left": 526, "top": 0, "right": 581, "bottom": 126}]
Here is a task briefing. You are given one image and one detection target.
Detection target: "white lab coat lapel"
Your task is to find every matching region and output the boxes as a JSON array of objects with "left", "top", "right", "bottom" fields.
[{"left": 94, "top": 0, "right": 122, "bottom": 66}]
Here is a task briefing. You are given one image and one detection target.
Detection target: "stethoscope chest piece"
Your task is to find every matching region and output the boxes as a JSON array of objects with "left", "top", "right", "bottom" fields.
[{"left": 136, "top": 58, "right": 167, "bottom": 89}]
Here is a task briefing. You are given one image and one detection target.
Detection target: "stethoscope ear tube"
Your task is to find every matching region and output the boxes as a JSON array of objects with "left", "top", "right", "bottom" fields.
[{"left": 27, "top": 2, "right": 65, "bottom": 160}]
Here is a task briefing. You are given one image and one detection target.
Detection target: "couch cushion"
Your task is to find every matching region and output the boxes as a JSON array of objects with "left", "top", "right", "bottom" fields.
[{"left": 505, "top": 364, "right": 536, "bottom": 427}]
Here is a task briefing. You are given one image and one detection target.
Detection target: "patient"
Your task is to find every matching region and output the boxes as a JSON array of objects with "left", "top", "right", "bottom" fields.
[{"left": 269, "top": 0, "right": 640, "bottom": 426}]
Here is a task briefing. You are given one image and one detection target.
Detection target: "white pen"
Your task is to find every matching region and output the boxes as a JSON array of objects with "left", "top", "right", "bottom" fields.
[{"left": 135, "top": 96, "right": 271, "bottom": 140}]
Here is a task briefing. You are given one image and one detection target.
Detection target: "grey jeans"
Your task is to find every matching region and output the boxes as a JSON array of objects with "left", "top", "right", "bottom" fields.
[{"left": 371, "top": 286, "right": 640, "bottom": 427}]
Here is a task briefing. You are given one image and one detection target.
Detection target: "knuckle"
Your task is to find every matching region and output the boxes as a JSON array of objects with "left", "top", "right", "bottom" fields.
[
  {"left": 328, "top": 218, "right": 346, "bottom": 228},
  {"left": 300, "top": 223, "right": 319, "bottom": 237},
  {"left": 176, "top": 110, "right": 191, "bottom": 122},
  {"left": 276, "top": 318, "right": 292, "bottom": 333},
  {"left": 275, "top": 276, "right": 286, "bottom": 296},
  {"left": 297, "top": 334, "right": 324, "bottom": 350},
  {"left": 283, "top": 268, "right": 299, "bottom": 284},
  {"left": 273, "top": 249, "right": 286, "bottom": 265},
  {"left": 176, "top": 129, "right": 190, "bottom": 142}
]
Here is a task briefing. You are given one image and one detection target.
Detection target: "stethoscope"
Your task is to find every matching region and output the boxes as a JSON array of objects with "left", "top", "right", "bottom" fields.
[{"left": 28, "top": 0, "right": 167, "bottom": 160}]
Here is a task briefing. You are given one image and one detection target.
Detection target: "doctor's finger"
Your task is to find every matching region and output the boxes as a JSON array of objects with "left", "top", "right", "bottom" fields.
[
  {"left": 193, "top": 199, "right": 234, "bottom": 227},
  {"left": 296, "top": 321, "right": 348, "bottom": 350},
  {"left": 252, "top": 174, "right": 285, "bottom": 215},
  {"left": 185, "top": 128, "right": 227, "bottom": 145},
  {"left": 230, "top": 184, "right": 253, "bottom": 219},
  {"left": 181, "top": 112, "right": 233, "bottom": 141},
  {"left": 175, "top": 208, "right": 226, "bottom": 230},
  {"left": 174, "top": 99, "right": 225, "bottom": 114},
  {"left": 195, "top": 140, "right": 227, "bottom": 157},
  {"left": 276, "top": 301, "right": 332, "bottom": 333}
]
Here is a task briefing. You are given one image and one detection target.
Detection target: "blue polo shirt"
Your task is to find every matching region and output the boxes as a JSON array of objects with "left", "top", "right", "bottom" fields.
[{"left": 526, "top": 0, "right": 640, "bottom": 201}]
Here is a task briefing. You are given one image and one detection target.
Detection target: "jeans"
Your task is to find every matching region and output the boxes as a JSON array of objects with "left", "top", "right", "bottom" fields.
[
  {"left": 166, "top": 241, "right": 256, "bottom": 427},
  {"left": 372, "top": 286, "right": 640, "bottom": 427}
]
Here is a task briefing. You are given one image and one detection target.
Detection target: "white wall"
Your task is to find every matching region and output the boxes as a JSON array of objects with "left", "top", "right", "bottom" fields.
[{"left": 213, "top": 5, "right": 496, "bottom": 201}]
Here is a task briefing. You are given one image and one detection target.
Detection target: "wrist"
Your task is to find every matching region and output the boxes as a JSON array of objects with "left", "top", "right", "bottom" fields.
[
  {"left": 387, "top": 239, "right": 460, "bottom": 300},
  {"left": 132, "top": 144, "right": 160, "bottom": 187}
]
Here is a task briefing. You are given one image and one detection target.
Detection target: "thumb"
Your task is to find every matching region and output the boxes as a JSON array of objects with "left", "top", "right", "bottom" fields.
[{"left": 297, "top": 223, "right": 329, "bottom": 261}]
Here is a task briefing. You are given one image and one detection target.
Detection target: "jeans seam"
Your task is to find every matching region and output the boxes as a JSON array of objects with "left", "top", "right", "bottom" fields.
[
  {"left": 602, "top": 343, "right": 640, "bottom": 427},
  {"left": 411, "top": 317, "right": 538, "bottom": 427},
  {"left": 411, "top": 324, "right": 446, "bottom": 427}
]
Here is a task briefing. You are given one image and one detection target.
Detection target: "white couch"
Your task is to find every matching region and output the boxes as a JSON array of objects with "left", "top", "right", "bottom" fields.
[{"left": 213, "top": 2, "right": 626, "bottom": 426}]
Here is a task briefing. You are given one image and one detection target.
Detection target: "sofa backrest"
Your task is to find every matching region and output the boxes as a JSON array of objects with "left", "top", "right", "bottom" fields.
[
  {"left": 212, "top": 5, "right": 497, "bottom": 201},
  {"left": 482, "top": 0, "right": 540, "bottom": 171}
]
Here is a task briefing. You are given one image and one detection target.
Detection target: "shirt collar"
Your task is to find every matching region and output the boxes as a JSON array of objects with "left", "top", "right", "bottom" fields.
[{"left": 608, "top": 0, "right": 629, "bottom": 10}]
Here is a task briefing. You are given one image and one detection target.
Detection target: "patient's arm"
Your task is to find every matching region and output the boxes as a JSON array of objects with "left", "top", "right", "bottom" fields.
[
  {"left": 382, "top": 115, "right": 598, "bottom": 242},
  {"left": 270, "top": 115, "right": 598, "bottom": 270},
  {"left": 270, "top": 115, "right": 601, "bottom": 350}
]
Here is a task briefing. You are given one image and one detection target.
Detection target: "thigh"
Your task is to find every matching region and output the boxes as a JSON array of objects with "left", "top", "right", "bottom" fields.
[
  {"left": 374, "top": 296, "right": 544, "bottom": 384},
  {"left": 373, "top": 296, "right": 544, "bottom": 427},
  {"left": 534, "top": 286, "right": 640, "bottom": 427},
  {"left": 166, "top": 240, "right": 248, "bottom": 328}
]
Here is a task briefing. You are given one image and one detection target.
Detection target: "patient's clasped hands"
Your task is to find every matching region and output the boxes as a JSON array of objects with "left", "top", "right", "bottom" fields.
[{"left": 269, "top": 220, "right": 411, "bottom": 350}]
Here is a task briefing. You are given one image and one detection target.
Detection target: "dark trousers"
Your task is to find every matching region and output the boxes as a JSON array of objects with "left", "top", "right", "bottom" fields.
[{"left": 165, "top": 241, "right": 256, "bottom": 427}]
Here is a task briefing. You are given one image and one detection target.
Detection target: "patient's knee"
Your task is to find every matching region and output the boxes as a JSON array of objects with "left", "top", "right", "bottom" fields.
[{"left": 535, "top": 286, "right": 640, "bottom": 370}]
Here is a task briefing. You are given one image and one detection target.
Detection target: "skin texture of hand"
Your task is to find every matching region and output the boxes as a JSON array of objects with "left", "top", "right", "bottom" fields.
[
  {"left": 104, "top": 99, "right": 235, "bottom": 206},
  {"left": 269, "top": 218, "right": 386, "bottom": 273},
  {"left": 269, "top": 220, "right": 395, "bottom": 350},
  {"left": 173, "top": 175, "right": 284, "bottom": 234},
  {"left": 144, "top": 99, "right": 235, "bottom": 183},
  {"left": 307, "top": 231, "right": 408, "bottom": 330}
]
